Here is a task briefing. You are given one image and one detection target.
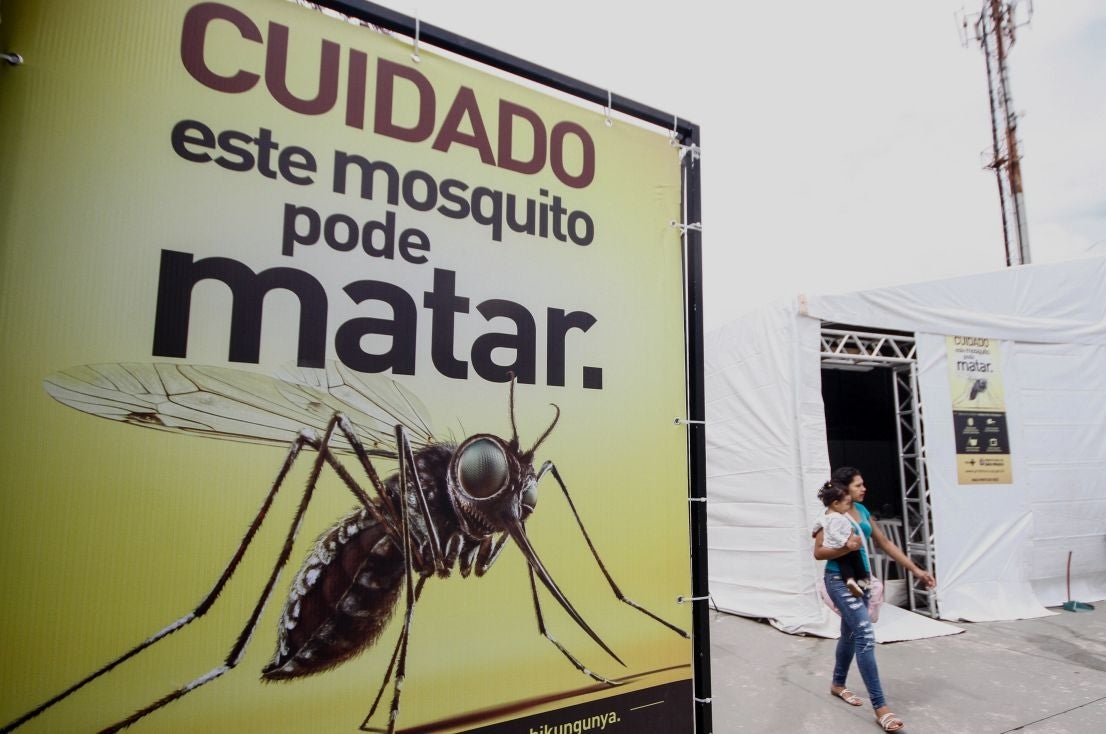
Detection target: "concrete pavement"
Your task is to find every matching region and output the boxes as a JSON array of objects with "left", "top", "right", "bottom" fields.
[{"left": 709, "top": 602, "right": 1106, "bottom": 733}]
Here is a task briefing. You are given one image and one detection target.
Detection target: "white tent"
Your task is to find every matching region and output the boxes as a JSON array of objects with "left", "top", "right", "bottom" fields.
[{"left": 706, "top": 256, "right": 1106, "bottom": 634}]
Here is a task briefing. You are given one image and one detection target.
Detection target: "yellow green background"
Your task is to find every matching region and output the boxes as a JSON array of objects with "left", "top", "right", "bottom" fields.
[{"left": 0, "top": 1, "right": 692, "bottom": 732}]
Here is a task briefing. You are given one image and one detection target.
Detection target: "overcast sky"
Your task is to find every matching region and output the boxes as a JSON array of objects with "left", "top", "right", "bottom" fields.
[{"left": 369, "top": 0, "right": 1105, "bottom": 331}]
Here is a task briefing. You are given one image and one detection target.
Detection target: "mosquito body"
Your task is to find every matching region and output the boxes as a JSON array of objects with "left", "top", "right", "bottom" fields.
[
  {"left": 969, "top": 377, "right": 988, "bottom": 401},
  {"left": 262, "top": 443, "right": 452, "bottom": 683},
  {"left": 3, "top": 362, "right": 687, "bottom": 734}
]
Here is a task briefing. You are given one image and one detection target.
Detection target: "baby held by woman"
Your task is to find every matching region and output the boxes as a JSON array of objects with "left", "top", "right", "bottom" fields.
[{"left": 814, "top": 481, "right": 870, "bottom": 597}]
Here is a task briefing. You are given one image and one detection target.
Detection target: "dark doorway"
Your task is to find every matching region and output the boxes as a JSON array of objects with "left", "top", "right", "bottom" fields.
[{"left": 821, "top": 367, "right": 902, "bottom": 521}]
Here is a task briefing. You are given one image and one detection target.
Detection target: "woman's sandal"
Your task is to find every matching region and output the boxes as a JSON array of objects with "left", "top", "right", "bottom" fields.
[
  {"left": 831, "top": 688, "right": 863, "bottom": 706},
  {"left": 876, "top": 712, "right": 904, "bottom": 731}
]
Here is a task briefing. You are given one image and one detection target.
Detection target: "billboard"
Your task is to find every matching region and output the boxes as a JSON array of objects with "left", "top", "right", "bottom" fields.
[
  {"left": 946, "top": 336, "right": 1013, "bottom": 484},
  {"left": 0, "top": 1, "right": 695, "bottom": 733}
]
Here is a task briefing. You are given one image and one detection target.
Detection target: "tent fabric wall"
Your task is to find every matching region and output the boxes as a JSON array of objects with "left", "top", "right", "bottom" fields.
[
  {"left": 708, "top": 256, "right": 1106, "bottom": 628},
  {"left": 801, "top": 256, "right": 1106, "bottom": 345},
  {"left": 915, "top": 334, "right": 1052, "bottom": 621},
  {"left": 705, "top": 300, "right": 834, "bottom": 634},
  {"left": 1015, "top": 341, "right": 1106, "bottom": 606},
  {"left": 706, "top": 303, "right": 967, "bottom": 639}
]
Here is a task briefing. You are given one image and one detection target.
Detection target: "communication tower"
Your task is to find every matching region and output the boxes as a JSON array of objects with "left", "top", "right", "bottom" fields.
[{"left": 962, "top": 0, "right": 1033, "bottom": 266}]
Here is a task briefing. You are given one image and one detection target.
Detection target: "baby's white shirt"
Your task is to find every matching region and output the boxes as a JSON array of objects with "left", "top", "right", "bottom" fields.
[{"left": 814, "top": 511, "right": 854, "bottom": 549}]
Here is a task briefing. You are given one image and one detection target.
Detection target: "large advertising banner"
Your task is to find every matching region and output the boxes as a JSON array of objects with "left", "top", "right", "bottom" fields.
[
  {"left": 946, "top": 336, "right": 1013, "bottom": 485},
  {"left": 0, "top": 2, "right": 694, "bottom": 732}
]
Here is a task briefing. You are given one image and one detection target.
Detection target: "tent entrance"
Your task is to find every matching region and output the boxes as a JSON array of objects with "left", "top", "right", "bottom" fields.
[{"left": 819, "top": 326, "right": 937, "bottom": 616}]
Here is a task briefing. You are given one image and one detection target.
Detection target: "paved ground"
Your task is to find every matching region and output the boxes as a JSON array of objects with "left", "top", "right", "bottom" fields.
[{"left": 709, "top": 602, "right": 1106, "bottom": 733}]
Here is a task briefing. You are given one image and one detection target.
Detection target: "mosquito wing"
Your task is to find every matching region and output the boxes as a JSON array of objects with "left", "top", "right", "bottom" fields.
[
  {"left": 277, "top": 361, "right": 435, "bottom": 450},
  {"left": 42, "top": 362, "right": 435, "bottom": 456}
]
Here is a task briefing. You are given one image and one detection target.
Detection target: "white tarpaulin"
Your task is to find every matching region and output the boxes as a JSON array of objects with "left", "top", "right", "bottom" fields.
[
  {"left": 706, "top": 302, "right": 962, "bottom": 640},
  {"left": 707, "top": 301, "right": 830, "bottom": 633},
  {"left": 914, "top": 334, "right": 1051, "bottom": 621},
  {"left": 708, "top": 256, "right": 1106, "bottom": 630}
]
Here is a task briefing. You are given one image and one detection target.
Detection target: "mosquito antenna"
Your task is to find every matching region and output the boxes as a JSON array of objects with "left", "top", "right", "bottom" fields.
[
  {"left": 528, "top": 404, "right": 560, "bottom": 455},
  {"left": 507, "top": 373, "right": 519, "bottom": 445}
]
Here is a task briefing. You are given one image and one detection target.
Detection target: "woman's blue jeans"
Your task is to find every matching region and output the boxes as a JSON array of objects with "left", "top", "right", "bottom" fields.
[{"left": 825, "top": 572, "right": 886, "bottom": 709}]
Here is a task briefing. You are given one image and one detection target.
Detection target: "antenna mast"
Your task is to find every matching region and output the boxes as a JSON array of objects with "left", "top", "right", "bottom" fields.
[{"left": 965, "top": 0, "right": 1032, "bottom": 266}]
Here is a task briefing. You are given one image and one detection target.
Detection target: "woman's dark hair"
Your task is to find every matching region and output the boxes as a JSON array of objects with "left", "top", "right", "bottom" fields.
[
  {"left": 831, "top": 466, "right": 861, "bottom": 487},
  {"left": 818, "top": 480, "right": 848, "bottom": 507}
]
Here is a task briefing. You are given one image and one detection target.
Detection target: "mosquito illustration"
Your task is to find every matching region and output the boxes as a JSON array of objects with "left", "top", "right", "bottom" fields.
[
  {"left": 969, "top": 377, "right": 987, "bottom": 400},
  {"left": 2, "top": 362, "right": 688, "bottom": 734},
  {"left": 954, "top": 376, "right": 995, "bottom": 406}
]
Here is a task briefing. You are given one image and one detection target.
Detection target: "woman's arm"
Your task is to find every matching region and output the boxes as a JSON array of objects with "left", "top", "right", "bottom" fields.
[
  {"left": 871, "top": 521, "right": 936, "bottom": 588},
  {"left": 813, "top": 527, "right": 862, "bottom": 560}
]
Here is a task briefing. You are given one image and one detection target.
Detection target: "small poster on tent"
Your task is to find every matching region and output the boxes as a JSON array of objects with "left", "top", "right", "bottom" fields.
[{"left": 947, "top": 336, "right": 1012, "bottom": 484}]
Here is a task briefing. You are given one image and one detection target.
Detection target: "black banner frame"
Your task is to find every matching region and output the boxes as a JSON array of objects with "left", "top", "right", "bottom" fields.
[{"left": 309, "top": 2, "right": 711, "bottom": 732}]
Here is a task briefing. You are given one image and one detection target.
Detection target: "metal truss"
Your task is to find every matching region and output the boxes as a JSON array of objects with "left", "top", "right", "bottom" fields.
[
  {"left": 820, "top": 328, "right": 918, "bottom": 367},
  {"left": 892, "top": 364, "right": 937, "bottom": 617},
  {"left": 820, "top": 326, "right": 938, "bottom": 617}
]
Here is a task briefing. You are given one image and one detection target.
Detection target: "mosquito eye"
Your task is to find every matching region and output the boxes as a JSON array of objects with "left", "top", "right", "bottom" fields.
[
  {"left": 521, "top": 484, "right": 538, "bottom": 515},
  {"left": 458, "top": 438, "right": 509, "bottom": 498}
]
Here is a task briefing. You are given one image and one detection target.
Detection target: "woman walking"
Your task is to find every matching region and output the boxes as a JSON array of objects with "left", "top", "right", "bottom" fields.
[{"left": 813, "top": 467, "right": 936, "bottom": 732}]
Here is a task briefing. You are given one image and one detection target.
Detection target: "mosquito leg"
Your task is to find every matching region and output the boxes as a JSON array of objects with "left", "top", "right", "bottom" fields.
[
  {"left": 526, "top": 565, "right": 619, "bottom": 685},
  {"left": 330, "top": 418, "right": 450, "bottom": 575},
  {"left": 395, "top": 425, "right": 445, "bottom": 572},
  {"left": 333, "top": 415, "right": 405, "bottom": 532},
  {"left": 474, "top": 533, "right": 511, "bottom": 577},
  {"left": 359, "top": 575, "right": 429, "bottom": 733},
  {"left": 0, "top": 429, "right": 317, "bottom": 734},
  {"left": 378, "top": 570, "right": 430, "bottom": 734},
  {"left": 309, "top": 421, "right": 403, "bottom": 544},
  {"left": 360, "top": 438, "right": 426, "bottom": 734},
  {"left": 544, "top": 462, "right": 690, "bottom": 639},
  {"left": 442, "top": 531, "right": 464, "bottom": 570},
  {"left": 459, "top": 534, "right": 501, "bottom": 578},
  {"left": 319, "top": 449, "right": 399, "bottom": 540},
  {"left": 365, "top": 424, "right": 420, "bottom": 734},
  {"left": 311, "top": 417, "right": 435, "bottom": 554},
  {"left": 95, "top": 417, "right": 345, "bottom": 733},
  {"left": 457, "top": 536, "right": 483, "bottom": 578},
  {"left": 361, "top": 616, "right": 403, "bottom": 731}
]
